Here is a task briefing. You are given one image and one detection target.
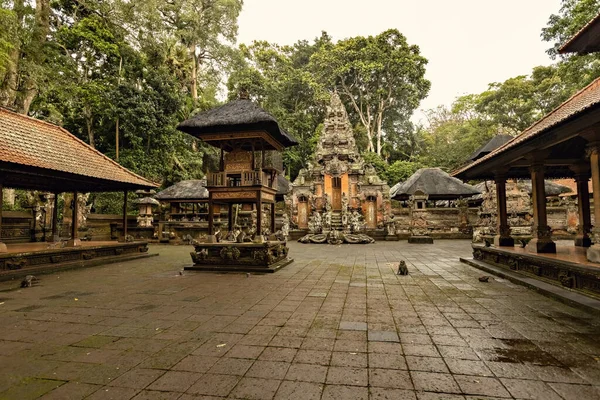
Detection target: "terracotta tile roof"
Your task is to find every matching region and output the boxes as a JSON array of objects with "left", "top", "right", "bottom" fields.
[
  {"left": 559, "top": 13, "right": 600, "bottom": 54},
  {"left": 453, "top": 77, "right": 600, "bottom": 178},
  {"left": 0, "top": 107, "right": 157, "bottom": 189}
]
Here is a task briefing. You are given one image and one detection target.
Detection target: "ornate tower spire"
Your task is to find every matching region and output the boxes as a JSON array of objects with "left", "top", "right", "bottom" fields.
[{"left": 316, "top": 92, "right": 359, "bottom": 163}]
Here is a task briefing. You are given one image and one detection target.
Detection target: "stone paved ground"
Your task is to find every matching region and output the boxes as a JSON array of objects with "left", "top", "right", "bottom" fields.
[{"left": 0, "top": 240, "right": 599, "bottom": 400}]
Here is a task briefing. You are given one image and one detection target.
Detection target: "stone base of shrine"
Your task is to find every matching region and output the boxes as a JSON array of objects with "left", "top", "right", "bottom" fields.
[
  {"left": 468, "top": 243, "right": 600, "bottom": 299},
  {"left": 187, "top": 241, "right": 293, "bottom": 273},
  {"left": 408, "top": 235, "right": 434, "bottom": 244},
  {"left": 0, "top": 241, "right": 155, "bottom": 281}
]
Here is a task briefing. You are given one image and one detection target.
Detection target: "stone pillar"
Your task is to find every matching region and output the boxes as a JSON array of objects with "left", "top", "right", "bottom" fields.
[
  {"left": 571, "top": 165, "right": 592, "bottom": 247},
  {"left": 0, "top": 183, "right": 6, "bottom": 253},
  {"left": 271, "top": 203, "right": 276, "bottom": 234},
  {"left": 51, "top": 192, "right": 59, "bottom": 242},
  {"left": 122, "top": 190, "right": 128, "bottom": 240},
  {"left": 526, "top": 163, "right": 556, "bottom": 253},
  {"left": 587, "top": 142, "right": 600, "bottom": 262},
  {"left": 255, "top": 201, "right": 264, "bottom": 243},
  {"left": 228, "top": 203, "right": 234, "bottom": 232},
  {"left": 67, "top": 191, "right": 81, "bottom": 247},
  {"left": 494, "top": 173, "right": 514, "bottom": 247}
]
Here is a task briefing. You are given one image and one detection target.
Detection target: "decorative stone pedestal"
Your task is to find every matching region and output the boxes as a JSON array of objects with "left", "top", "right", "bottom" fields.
[
  {"left": 408, "top": 236, "right": 433, "bottom": 244},
  {"left": 188, "top": 241, "right": 293, "bottom": 273},
  {"left": 66, "top": 238, "right": 81, "bottom": 247},
  {"left": 494, "top": 235, "right": 514, "bottom": 247},
  {"left": 526, "top": 238, "right": 556, "bottom": 254},
  {"left": 587, "top": 245, "right": 600, "bottom": 263},
  {"left": 0, "top": 242, "right": 6, "bottom": 253}
]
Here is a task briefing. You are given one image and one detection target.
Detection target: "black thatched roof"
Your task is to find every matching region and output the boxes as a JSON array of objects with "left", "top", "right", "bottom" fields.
[
  {"left": 471, "top": 180, "right": 572, "bottom": 199},
  {"left": 134, "top": 197, "right": 160, "bottom": 206},
  {"left": 177, "top": 99, "right": 299, "bottom": 148},
  {"left": 155, "top": 179, "right": 209, "bottom": 201},
  {"left": 391, "top": 168, "right": 480, "bottom": 200},
  {"left": 468, "top": 135, "right": 513, "bottom": 161},
  {"left": 276, "top": 174, "right": 290, "bottom": 201}
]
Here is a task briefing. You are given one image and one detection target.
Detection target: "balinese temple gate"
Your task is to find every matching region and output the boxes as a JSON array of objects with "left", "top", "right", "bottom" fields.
[{"left": 291, "top": 93, "right": 390, "bottom": 244}]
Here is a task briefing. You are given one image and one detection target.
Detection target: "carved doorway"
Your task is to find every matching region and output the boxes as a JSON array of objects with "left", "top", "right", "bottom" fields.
[
  {"left": 365, "top": 196, "right": 377, "bottom": 229},
  {"left": 332, "top": 177, "right": 342, "bottom": 210},
  {"left": 298, "top": 196, "right": 309, "bottom": 229}
]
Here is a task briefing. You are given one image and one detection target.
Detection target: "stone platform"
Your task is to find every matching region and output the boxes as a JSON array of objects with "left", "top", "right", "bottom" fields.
[
  {"left": 468, "top": 243, "right": 600, "bottom": 299},
  {"left": 188, "top": 241, "right": 292, "bottom": 273},
  {"left": 0, "top": 241, "right": 155, "bottom": 281}
]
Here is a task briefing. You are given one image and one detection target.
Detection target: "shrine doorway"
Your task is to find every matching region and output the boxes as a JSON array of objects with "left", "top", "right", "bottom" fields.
[
  {"left": 365, "top": 196, "right": 377, "bottom": 229},
  {"left": 332, "top": 177, "right": 342, "bottom": 210},
  {"left": 298, "top": 196, "right": 309, "bottom": 229}
]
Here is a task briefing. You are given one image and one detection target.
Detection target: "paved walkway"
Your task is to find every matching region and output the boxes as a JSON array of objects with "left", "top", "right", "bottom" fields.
[{"left": 0, "top": 241, "right": 599, "bottom": 399}]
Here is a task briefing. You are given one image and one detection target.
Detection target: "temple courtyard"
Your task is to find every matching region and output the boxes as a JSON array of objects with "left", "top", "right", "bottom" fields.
[{"left": 0, "top": 242, "right": 599, "bottom": 400}]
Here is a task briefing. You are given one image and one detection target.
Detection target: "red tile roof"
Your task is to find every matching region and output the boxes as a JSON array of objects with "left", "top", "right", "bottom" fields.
[
  {"left": 0, "top": 107, "right": 157, "bottom": 189},
  {"left": 453, "top": 77, "right": 600, "bottom": 178},
  {"left": 559, "top": 13, "right": 600, "bottom": 54}
]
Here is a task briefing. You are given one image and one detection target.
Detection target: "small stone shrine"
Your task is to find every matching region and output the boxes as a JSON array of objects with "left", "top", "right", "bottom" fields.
[
  {"left": 177, "top": 94, "right": 297, "bottom": 272},
  {"left": 291, "top": 92, "right": 390, "bottom": 244}
]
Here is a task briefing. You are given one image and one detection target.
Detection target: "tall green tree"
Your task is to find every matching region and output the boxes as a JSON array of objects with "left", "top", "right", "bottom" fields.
[{"left": 309, "top": 29, "right": 430, "bottom": 155}]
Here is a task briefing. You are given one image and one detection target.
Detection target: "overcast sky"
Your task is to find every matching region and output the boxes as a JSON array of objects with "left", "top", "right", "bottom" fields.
[{"left": 237, "top": 0, "right": 563, "bottom": 124}]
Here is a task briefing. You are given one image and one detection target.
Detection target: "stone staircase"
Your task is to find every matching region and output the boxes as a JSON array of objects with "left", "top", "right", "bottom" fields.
[{"left": 330, "top": 211, "right": 344, "bottom": 231}]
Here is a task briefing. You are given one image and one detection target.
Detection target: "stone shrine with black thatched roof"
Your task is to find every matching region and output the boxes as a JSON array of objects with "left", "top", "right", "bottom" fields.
[{"left": 176, "top": 95, "right": 297, "bottom": 272}]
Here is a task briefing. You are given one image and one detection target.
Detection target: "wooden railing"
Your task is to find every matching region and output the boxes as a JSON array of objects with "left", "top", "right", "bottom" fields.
[{"left": 207, "top": 170, "right": 276, "bottom": 189}]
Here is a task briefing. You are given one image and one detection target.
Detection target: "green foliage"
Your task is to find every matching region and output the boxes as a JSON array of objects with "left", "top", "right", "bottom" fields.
[
  {"left": 310, "top": 29, "right": 430, "bottom": 155},
  {"left": 384, "top": 160, "right": 424, "bottom": 185},
  {"left": 542, "top": 0, "right": 600, "bottom": 57}
]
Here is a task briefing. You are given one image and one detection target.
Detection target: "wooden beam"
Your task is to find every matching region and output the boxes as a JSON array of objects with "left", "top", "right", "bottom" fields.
[
  {"left": 0, "top": 182, "right": 6, "bottom": 252},
  {"left": 122, "top": 190, "right": 128, "bottom": 239},
  {"left": 51, "top": 192, "right": 59, "bottom": 242},
  {"left": 71, "top": 191, "right": 78, "bottom": 239}
]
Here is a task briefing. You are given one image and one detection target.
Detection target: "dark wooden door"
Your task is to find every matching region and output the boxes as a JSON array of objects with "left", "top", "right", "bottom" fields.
[{"left": 332, "top": 177, "right": 342, "bottom": 210}]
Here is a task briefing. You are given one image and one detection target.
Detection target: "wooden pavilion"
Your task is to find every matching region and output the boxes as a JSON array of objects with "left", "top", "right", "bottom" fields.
[
  {"left": 0, "top": 107, "right": 158, "bottom": 278},
  {"left": 452, "top": 14, "right": 600, "bottom": 297},
  {"left": 177, "top": 95, "right": 298, "bottom": 272}
]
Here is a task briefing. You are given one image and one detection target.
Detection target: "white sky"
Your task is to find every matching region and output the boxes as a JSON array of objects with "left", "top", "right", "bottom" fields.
[{"left": 237, "top": 0, "right": 563, "bottom": 124}]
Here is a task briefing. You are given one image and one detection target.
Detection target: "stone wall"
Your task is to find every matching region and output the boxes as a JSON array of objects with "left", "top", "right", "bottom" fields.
[{"left": 391, "top": 207, "right": 478, "bottom": 239}]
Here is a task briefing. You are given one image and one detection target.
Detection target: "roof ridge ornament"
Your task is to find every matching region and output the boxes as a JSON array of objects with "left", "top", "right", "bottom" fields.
[{"left": 238, "top": 88, "right": 249, "bottom": 100}]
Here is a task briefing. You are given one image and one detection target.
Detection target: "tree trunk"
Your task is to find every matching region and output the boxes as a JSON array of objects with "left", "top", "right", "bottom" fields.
[
  {"left": 15, "top": 0, "right": 50, "bottom": 114},
  {"left": 84, "top": 105, "right": 95, "bottom": 148},
  {"left": 190, "top": 43, "right": 198, "bottom": 105},
  {"left": 0, "top": 0, "right": 25, "bottom": 108},
  {"left": 116, "top": 56, "right": 122, "bottom": 161}
]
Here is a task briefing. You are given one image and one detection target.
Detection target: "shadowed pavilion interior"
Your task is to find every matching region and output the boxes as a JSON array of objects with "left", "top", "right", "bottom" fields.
[
  {"left": 453, "top": 15, "right": 600, "bottom": 299},
  {"left": 0, "top": 107, "right": 158, "bottom": 279}
]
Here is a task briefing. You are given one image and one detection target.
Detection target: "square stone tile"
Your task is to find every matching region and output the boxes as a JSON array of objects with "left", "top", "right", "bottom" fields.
[
  {"left": 301, "top": 337, "right": 335, "bottom": 351},
  {"left": 269, "top": 336, "right": 303, "bottom": 348},
  {"left": 411, "top": 372, "right": 461, "bottom": 393},
  {"left": 293, "top": 349, "right": 331, "bottom": 365},
  {"left": 416, "top": 393, "right": 465, "bottom": 400},
  {"left": 406, "top": 356, "right": 448, "bottom": 373},
  {"left": 171, "top": 355, "right": 219, "bottom": 373},
  {"left": 224, "top": 344, "right": 265, "bottom": 359},
  {"left": 207, "top": 357, "right": 253, "bottom": 375},
  {"left": 340, "top": 321, "right": 368, "bottom": 331},
  {"left": 229, "top": 377, "right": 281, "bottom": 400},
  {"left": 369, "top": 353, "right": 407, "bottom": 370},
  {"left": 326, "top": 366, "right": 369, "bottom": 386},
  {"left": 285, "top": 363, "right": 328, "bottom": 383},
  {"left": 274, "top": 381, "right": 323, "bottom": 400},
  {"left": 131, "top": 390, "right": 182, "bottom": 400},
  {"left": 259, "top": 347, "right": 298, "bottom": 362},
  {"left": 548, "top": 382, "right": 600, "bottom": 400},
  {"left": 368, "top": 331, "right": 400, "bottom": 342},
  {"left": 331, "top": 351, "right": 368, "bottom": 367},
  {"left": 369, "top": 342, "right": 403, "bottom": 355},
  {"left": 108, "top": 368, "right": 166, "bottom": 389},
  {"left": 334, "top": 339, "right": 368, "bottom": 353},
  {"left": 437, "top": 345, "right": 480, "bottom": 360},
  {"left": 369, "top": 369, "right": 413, "bottom": 390},
  {"left": 147, "top": 370, "right": 199, "bottom": 393},
  {"left": 39, "top": 382, "right": 100, "bottom": 399},
  {"left": 322, "top": 384, "right": 369, "bottom": 400},
  {"left": 369, "top": 387, "right": 417, "bottom": 400},
  {"left": 86, "top": 386, "right": 140, "bottom": 400},
  {"left": 246, "top": 360, "right": 290, "bottom": 380},
  {"left": 500, "top": 378, "right": 563, "bottom": 400},
  {"left": 445, "top": 359, "right": 493, "bottom": 376},
  {"left": 403, "top": 344, "right": 440, "bottom": 358},
  {"left": 454, "top": 375, "right": 510, "bottom": 398},
  {"left": 187, "top": 373, "right": 240, "bottom": 397}
]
